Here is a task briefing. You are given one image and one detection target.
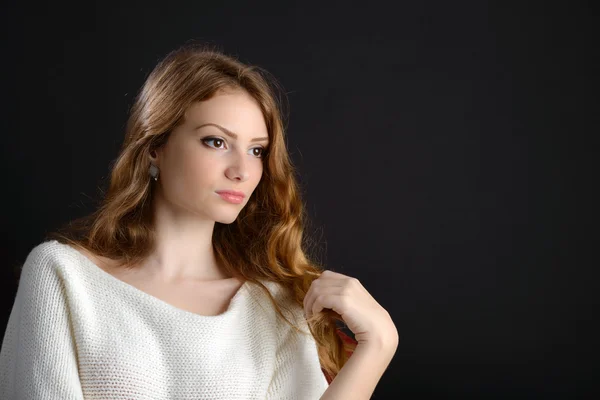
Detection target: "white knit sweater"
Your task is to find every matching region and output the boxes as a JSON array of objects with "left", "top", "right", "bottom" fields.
[{"left": 0, "top": 240, "right": 329, "bottom": 399}]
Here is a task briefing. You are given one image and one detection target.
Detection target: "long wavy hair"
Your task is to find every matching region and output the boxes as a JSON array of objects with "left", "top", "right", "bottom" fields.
[{"left": 45, "top": 43, "right": 353, "bottom": 381}]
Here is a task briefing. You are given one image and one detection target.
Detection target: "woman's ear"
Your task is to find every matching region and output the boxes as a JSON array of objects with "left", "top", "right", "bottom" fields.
[{"left": 149, "top": 149, "right": 159, "bottom": 164}]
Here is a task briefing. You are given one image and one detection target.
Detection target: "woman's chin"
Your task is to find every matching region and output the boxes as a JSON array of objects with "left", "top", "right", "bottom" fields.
[{"left": 214, "top": 214, "right": 240, "bottom": 225}]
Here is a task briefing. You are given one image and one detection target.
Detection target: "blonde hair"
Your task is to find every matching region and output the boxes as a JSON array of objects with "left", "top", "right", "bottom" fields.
[{"left": 46, "top": 42, "right": 353, "bottom": 381}]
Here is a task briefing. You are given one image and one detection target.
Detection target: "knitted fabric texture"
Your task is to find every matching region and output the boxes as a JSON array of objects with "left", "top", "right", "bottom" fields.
[{"left": 0, "top": 240, "right": 334, "bottom": 399}]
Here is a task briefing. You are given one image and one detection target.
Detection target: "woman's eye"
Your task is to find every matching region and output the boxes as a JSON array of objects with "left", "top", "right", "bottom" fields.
[
  {"left": 202, "top": 137, "right": 225, "bottom": 149},
  {"left": 252, "top": 147, "right": 266, "bottom": 158},
  {"left": 202, "top": 137, "right": 267, "bottom": 158}
]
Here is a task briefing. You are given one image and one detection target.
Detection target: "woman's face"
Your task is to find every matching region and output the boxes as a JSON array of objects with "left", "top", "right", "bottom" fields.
[{"left": 151, "top": 88, "right": 269, "bottom": 224}]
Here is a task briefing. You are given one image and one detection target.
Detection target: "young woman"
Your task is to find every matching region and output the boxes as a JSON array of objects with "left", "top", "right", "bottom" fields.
[{"left": 0, "top": 44, "right": 398, "bottom": 399}]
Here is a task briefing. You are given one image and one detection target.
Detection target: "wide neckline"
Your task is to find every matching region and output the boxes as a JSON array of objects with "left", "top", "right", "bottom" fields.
[{"left": 52, "top": 240, "right": 251, "bottom": 320}]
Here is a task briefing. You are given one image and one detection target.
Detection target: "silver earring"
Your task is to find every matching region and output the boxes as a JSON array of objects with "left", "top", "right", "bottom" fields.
[{"left": 149, "top": 164, "right": 159, "bottom": 181}]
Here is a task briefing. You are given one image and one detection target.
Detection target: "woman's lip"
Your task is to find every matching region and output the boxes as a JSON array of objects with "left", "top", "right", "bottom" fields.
[
  {"left": 215, "top": 190, "right": 245, "bottom": 198},
  {"left": 216, "top": 192, "right": 244, "bottom": 204}
]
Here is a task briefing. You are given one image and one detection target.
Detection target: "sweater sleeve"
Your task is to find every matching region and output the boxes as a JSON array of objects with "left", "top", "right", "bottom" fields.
[
  {"left": 265, "top": 300, "right": 332, "bottom": 399},
  {"left": 0, "top": 243, "right": 85, "bottom": 399}
]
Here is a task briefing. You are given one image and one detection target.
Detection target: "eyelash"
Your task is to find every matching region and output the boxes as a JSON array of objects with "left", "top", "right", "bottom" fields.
[{"left": 201, "top": 137, "right": 267, "bottom": 158}]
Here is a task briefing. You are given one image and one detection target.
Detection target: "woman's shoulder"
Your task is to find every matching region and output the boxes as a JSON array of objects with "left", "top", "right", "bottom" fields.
[
  {"left": 252, "top": 279, "right": 298, "bottom": 311},
  {"left": 22, "top": 239, "right": 68, "bottom": 269},
  {"left": 247, "top": 279, "right": 312, "bottom": 333},
  {"left": 11, "top": 240, "right": 78, "bottom": 296},
  {"left": 19, "top": 239, "right": 94, "bottom": 279}
]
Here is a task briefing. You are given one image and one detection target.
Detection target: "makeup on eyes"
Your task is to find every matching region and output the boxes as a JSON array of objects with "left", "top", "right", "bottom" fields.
[{"left": 201, "top": 137, "right": 267, "bottom": 158}]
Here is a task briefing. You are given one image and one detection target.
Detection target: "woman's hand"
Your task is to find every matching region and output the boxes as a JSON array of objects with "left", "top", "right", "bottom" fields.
[{"left": 303, "top": 270, "right": 399, "bottom": 351}]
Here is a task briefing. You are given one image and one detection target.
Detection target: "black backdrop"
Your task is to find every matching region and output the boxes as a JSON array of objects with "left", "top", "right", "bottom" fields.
[{"left": 0, "top": 1, "right": 595, "bottom": 398}]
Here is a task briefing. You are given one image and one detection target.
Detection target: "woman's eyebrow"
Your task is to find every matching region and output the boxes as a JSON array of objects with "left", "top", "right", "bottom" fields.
[{"left": 195, "top": 123, "right": 269, "bottom": 143}]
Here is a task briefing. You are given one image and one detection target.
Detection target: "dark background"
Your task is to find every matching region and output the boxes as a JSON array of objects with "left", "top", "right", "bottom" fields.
[{"left": 1, "top": 0, "right": 595, "bottom": 398}]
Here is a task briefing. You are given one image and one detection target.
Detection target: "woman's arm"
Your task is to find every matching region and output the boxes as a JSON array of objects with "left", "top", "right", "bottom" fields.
[
  {"left": 320, "top": 339, "right": 397, "bottom": 400},
  {"left": 0, "top": 244, "right": 85, "bottom": 399}
]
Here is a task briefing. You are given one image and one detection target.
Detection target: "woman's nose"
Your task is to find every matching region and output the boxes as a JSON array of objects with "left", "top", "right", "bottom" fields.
[{"left": 225, "top": 152, "right": 250, "bottom": 181}]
